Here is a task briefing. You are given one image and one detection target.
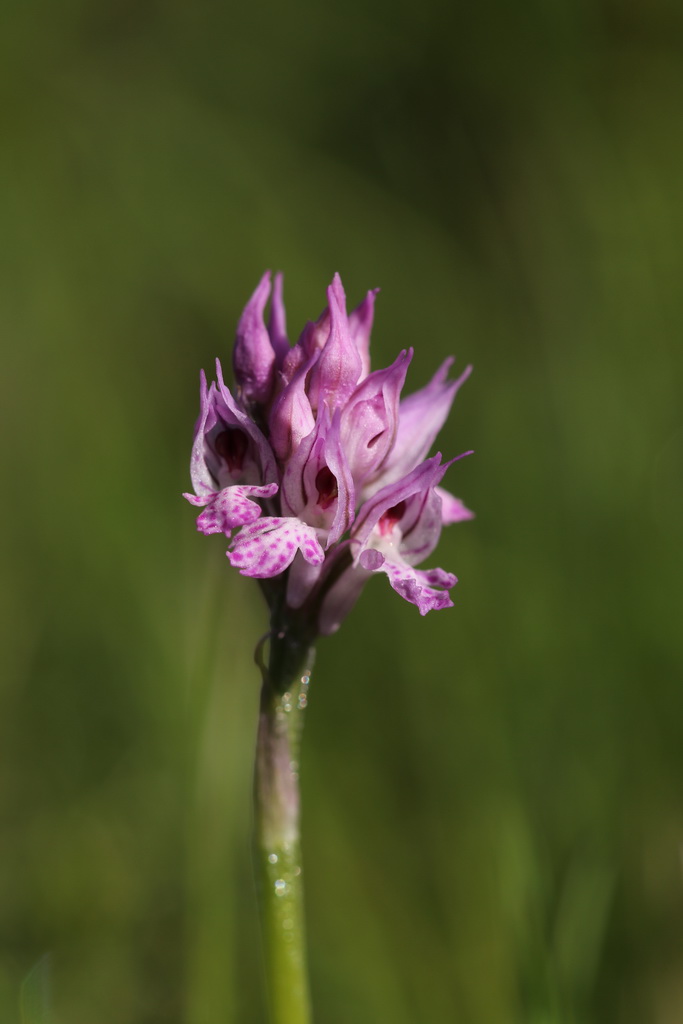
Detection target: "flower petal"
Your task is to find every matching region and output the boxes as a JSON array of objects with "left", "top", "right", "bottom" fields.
[
  {"left": 377, "top": 359, "right": 472, "bottom": 486},
  {"left": 307, "top": 275, "right": 362, "bottom": 410},
  {"left": 436, "top": 486, "right": 475, "bottom": 524},
  {"left": 268, "top": 353, "right": 316, "bottom": 461},
  {"left": 215, "top": 360, "right": 278, "bottom": 483},
  {"left": 353, "top": 454, "right": 448, "bottom": 554},
  {"left": 267, "top": 271, "right": 290, "bottom": 363},
  {"left": 190, "top": 483, "right": 278, "bottom": 536},
  {"left": 232, "top": 271, "right": 276, "bottom": 405},
  {"left": 281, "top": 406, "right": 355, "bottom": 546},
  {"left": 228, "top": 517, "right": 324, "bottom": 578},
  {"left": 348, "top": 287, "right": 379, "bottom": 381},
  {"left": 317, "top": 556, "right": 373, "bottom": 635},
  {"left": 340, "top": 348, "right": 412, "bottom": 486},
  {"left": 188, "top": 371, "right": 220, "bottom": 501}
]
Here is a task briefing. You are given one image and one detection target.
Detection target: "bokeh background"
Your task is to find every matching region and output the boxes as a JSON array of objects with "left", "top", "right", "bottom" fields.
[{"left": 2, "top": 1, "right": 683, "bottom": 1021}]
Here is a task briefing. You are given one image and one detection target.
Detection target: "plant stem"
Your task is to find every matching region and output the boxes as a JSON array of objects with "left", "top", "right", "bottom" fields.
[{"left": 254, "top": 636, "right": 315, "bottom": 1024}]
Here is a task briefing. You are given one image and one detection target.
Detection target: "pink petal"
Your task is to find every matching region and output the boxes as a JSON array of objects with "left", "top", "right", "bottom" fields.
[
  {"left": 267, "top": 271, "right": 290, "bottom": 363},
  {"left": 348, "top": 288, "right": 379, "bottom": 381},
  {"left": 232, "top": 271, "right": 276, "bottom": 405},
  {"left": 381, "top": 560, "right": 457, "bottom": 614},
  {"left": 340, "top": 348, "right": 412, "bottom": 486},
  {"left": 228, "top": 517, "right": 324, "bottom": 578},
  {"left": 194, "top": 483, "right": 278, "bottom": 536},
  {"left": 436, "top": 486, "right": 475, "bottom": 524},
  {"left": 307, "top": 276, "right": 362, "bottom": 410},
  {"left": 377, "top": 360, "right": 472, "bottom": 486}
]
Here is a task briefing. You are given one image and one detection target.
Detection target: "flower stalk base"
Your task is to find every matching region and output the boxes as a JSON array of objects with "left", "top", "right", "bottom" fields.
[{"left": 254, "top": 645, "right": 314, "bottom": 1024}]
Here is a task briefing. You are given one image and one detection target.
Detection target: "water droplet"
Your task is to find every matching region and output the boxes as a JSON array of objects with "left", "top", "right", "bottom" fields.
[
  {"left": 293, "top": 866, "right": 301, "bottom": 876},
  {"left": 282, "top": 692, "right": 292, "bottom": 713},
  {"left": 274, "top": 879, "right": 288, "bottom": 896},
  {"left": 282, "top": 918, "right": 293, "bottom": 930},
  {"left": 268, "top": 853, "right": 278, "bottom": 865}
]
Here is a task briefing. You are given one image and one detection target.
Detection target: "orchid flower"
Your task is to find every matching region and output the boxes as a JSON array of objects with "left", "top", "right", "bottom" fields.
[{"left": 185, "top": 271, "right": 472, "bottom": 636}]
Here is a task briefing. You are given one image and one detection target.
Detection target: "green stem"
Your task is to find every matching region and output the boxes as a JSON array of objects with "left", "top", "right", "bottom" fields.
[{"left": 254, "top": 637, "right": 315, "bottom": 1024}]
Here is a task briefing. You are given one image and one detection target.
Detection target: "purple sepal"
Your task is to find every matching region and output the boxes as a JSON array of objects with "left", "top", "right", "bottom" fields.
[
  {"left": 286, "top": 553, "right": 325, "bottom": 610},
  {"left": 268, "top": 271, "right": 290, "bottom": 364},
  {"left": 233, "top": 271, "right": 277, "bottom": 405},
  {"left": 281, "top": 405, "right": 355, "bottom": 547},
  {"left": 307, "top": 275, "right": 362, "bottom": 411},
  {"left": 228, "top": 517, "right": 324, "bottom": 578},
  {"left": 317, "top": 552, "right": 372, "bottom": 635},
  {"left": 348, "top": 288, "right": 379, "bottom": 382},
  {"left": 187, "top": 370, "right": 220, "bottom": 503},
  {"left": 268, "top": 354, "right": 316, "bottom": 462},
  {"left": 340, "top": 347, "right": 412, "bottom": 487},
  {"left": 214, "top": 361, "right": 278, "bottom": 483},
  {"left": 185, "top": 366, "right": 279, "bottom": 536},
  {"left": 376, "top": 359, "right": 472, "bottom": 487},
  {"left": 436, "top": 486, "right": 475, "bottom": 524}
]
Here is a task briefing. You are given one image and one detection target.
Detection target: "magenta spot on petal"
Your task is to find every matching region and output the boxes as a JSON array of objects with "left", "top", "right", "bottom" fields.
[{"left": 286, "top": 542, "right": 294, "bottom": 552}]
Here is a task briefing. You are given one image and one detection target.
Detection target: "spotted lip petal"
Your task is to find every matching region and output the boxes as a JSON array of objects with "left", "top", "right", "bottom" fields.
[
  {"left": 378, "top": 561, "right": 457, "bottom": 615},
  {"left": 191, "top": 483, "right": 279, "bottom": 536},
  {"left": 228, "top": 517, "right": 324, "bottom": 578}
]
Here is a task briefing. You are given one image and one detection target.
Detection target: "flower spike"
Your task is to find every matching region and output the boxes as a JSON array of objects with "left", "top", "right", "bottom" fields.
[{"left": 186, "top": 273, "right": 473, "bottom": 635}]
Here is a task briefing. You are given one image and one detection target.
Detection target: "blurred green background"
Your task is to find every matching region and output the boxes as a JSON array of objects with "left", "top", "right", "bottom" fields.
[{"left": 1, "top": 0, "right": 683, "bottom": 1021}]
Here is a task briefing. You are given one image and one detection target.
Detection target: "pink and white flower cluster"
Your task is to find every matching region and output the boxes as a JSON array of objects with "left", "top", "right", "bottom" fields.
[{"left": 185, "top": 273, "right": 472, "bottom": 635}]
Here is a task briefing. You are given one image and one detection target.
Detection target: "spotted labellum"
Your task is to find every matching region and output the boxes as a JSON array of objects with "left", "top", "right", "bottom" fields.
[{"left": 185, "top": 272, "right": 473, "bottom": 637}]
